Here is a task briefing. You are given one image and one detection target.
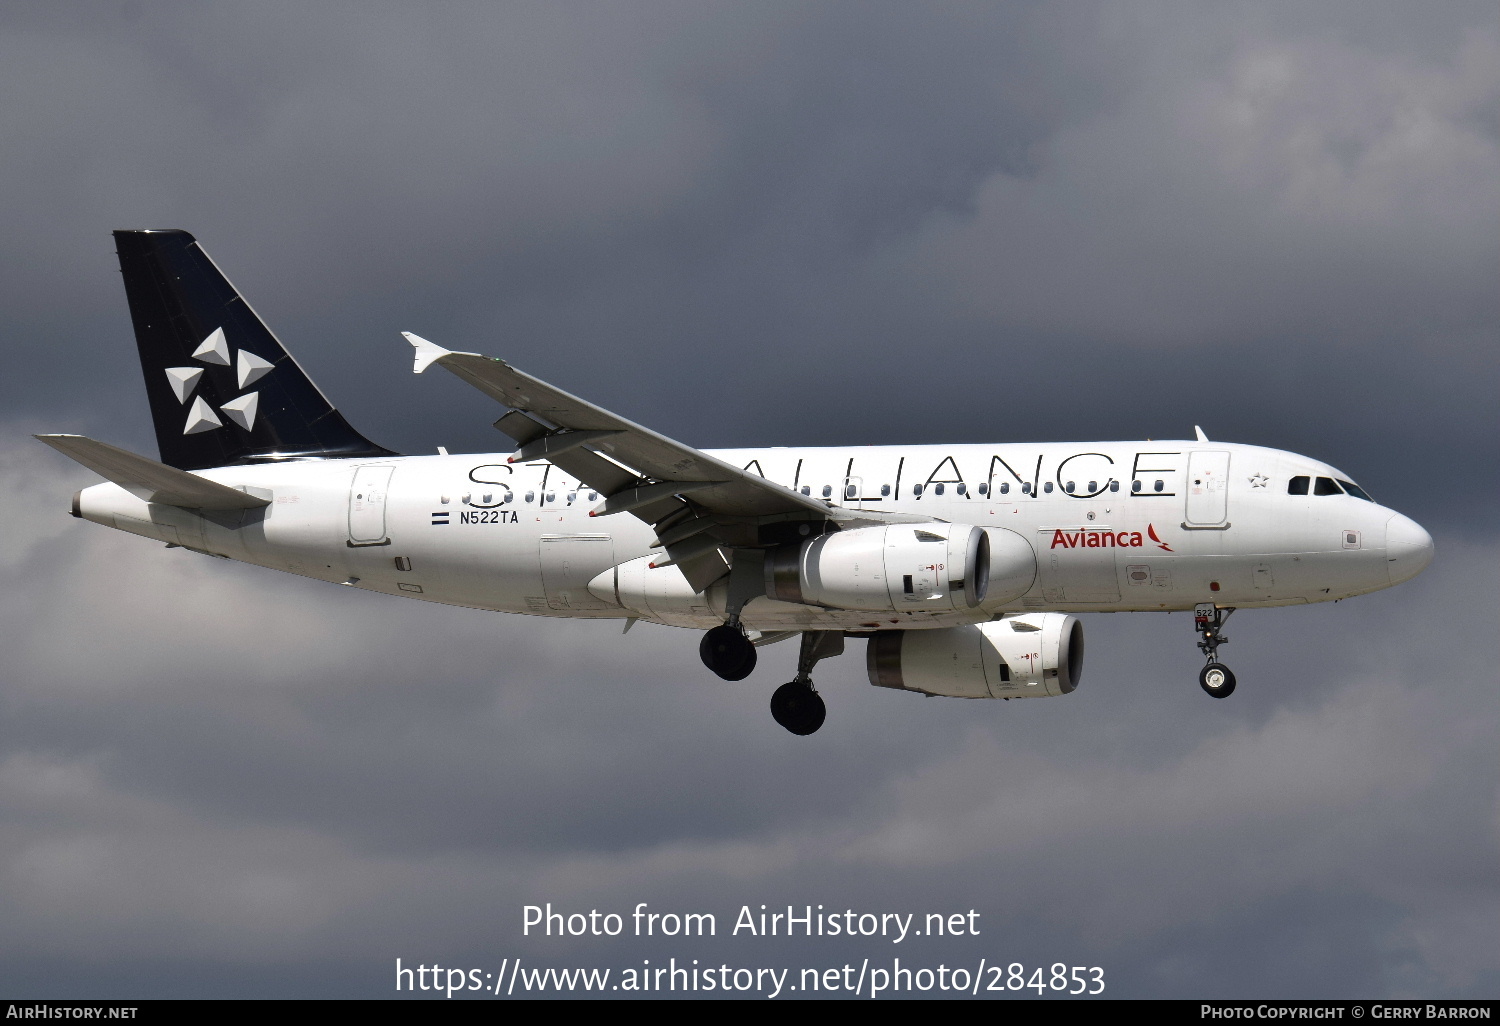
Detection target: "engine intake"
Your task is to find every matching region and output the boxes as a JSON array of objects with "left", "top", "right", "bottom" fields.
[{"left": 866, "top": 613, "right": 1084, "bottom": 699}]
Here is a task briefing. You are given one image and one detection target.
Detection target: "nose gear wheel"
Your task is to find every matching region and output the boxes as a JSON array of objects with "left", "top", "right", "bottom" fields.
[{"left": 1199, "top": 662, "right": 1236, "bottom": 698}]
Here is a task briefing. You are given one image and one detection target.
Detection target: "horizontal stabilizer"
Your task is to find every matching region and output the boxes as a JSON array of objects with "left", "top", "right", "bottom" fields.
[{"left": 34, "top": 435, "right": 271, "bottom": 511}]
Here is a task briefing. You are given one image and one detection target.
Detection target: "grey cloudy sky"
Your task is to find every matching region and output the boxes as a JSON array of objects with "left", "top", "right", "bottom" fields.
[{"left": 1, "top": 1, "right": 1496, "bottom": 999}]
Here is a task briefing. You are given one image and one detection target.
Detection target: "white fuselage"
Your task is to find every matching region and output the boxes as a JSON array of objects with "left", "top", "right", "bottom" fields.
[{"left": 75, "top": 440, "right": 1430, "bottom": 632}]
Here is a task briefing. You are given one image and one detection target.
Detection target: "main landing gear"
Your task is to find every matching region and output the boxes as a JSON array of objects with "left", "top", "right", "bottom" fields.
[
  {"left": 700, "top": 623, "right": 757, "bottom": 681},
  {"left": 770, "top": 631, "right": 843, "bottom": 736},
  {"left": 1194, "top": 603, "right": 1237, "bottom": 698},
  {"left": 698, "top": 619, "right": 842, "bottom": 735}
]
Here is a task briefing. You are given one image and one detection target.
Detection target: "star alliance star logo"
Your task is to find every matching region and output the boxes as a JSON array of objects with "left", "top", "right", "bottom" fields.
[
  {"left": 1249, "top": 473, "right": 1268, "bottom": 488},
  {"left": 164, "top": 327, "right": 274, "bottom": 435}
]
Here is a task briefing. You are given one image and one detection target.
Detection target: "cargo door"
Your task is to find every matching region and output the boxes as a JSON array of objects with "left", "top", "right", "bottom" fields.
[
  {"left": 540, "top": 534, "right": 617, "bottom": 611},
  {"left": 1038, "top": 528, "right": 1122, "bottom": 605}
]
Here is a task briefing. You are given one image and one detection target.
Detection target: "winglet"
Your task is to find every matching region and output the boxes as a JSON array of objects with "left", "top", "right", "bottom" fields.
[
  {"left": 404, "top": 332, "right": 457, "bottom": 375},
  {"left": 1194, "top": 425, "right": 1209, "bottom": 442}
]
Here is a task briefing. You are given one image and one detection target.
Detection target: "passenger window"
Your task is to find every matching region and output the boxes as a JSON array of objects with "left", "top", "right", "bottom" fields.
[
  {"left": 844, "top": 484, "right": 856, "bottom": 498},
  {"left": 588, "top": 492, "right": 598, "bottom": 501},
  {"left": 1288, "top": 476, "right": 1309, "bottom": 495},
  {"left": 1338, "top": 479, "right": 1374, "bottom": 501},
  {"left": 1065, "top": 481, "right": 1075, "bottom": 494},
  {"left": 1087, "top": 481, "right": 1097, "bottom": 492},
  {"left": 1132, "top": 481, "right": 1142, "bottom": 493},
  {"left": 934, "top": 483, "right": 945, "bottom": 496},
  {"left": 1044, "top": 482, "right": 1054, "bottom": 493},
  {"left": 1154, "top": 480, "right": 1164, "bottom": 492},
  {"left": 977, "top": 482, "right": 989, "bottom": 496},
  {"left": 1314, "top": 477, "right": 1343, "bottom": 496},
  {"left": 913, "top": 484, "right": 924, "bottom": 496},
  {"left": 1000, "top": 482, "right": 1010, "bottom": 494},
  {"left": 801, "top": 485, "right": 811, "bottom": 495},
  {"left": 1021, "top": 483, "right": 1031, "bottom": 495},
  {"left": 822, "top": 485, "right": 832, "bottom": 498},
  {"left": 957, "top": 483, "right": 967, "bottom": 496},
  {"left": 1109, "top": 481, "right": 1119, "bottom": 492},
  {"left": 880, "top": 484, "right": 890, "bottom": 496},
  {"left": 524, "top": 491, "right": 535, "bottom": 503}
]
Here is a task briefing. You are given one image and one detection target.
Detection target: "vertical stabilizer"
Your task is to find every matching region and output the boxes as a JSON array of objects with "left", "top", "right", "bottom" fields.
[{"left": 113, "top": 229, "right": 397, "bottom": 470}]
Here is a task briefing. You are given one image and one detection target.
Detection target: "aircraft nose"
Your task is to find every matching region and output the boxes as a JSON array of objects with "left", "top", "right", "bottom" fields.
[{"left": 1384, "top": 512, "right": 1434, "bottom": 586}]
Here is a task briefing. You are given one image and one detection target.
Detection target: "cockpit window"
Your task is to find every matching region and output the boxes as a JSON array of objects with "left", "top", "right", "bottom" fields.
[
  {"left": 1338, "top": 479, "right": 1374, "bottom": 502},
  {"left": 1314, "top": 477, "right": 1343, "bottom": 496},
  {"left": 1288, "top": 476, "right": 1309, "bottom": 495}
]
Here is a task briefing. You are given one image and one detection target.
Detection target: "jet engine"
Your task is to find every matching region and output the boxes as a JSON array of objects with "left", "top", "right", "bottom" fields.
[
  {"left": 866, "top": 613, "right": 1084, "bottom": 699},
  {"left": 764, "top": 523, "right": 1035, "bottom": 613}
]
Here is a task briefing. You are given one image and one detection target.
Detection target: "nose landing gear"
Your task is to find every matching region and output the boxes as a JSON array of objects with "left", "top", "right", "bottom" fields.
[
  {"left": 770, "top": 631, "right": 843, "bottom": 735},
  {"left": 1199, "top": 661, "right": 1236, "bottom": 698},
  {"left": 1194, "top": 603, "right": 1237, "bottom": 698}
]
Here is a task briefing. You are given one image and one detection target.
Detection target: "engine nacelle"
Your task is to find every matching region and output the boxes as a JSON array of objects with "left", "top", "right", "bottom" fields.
[
  {"left": 764, "top": 523, "right": 1034, "bottom": 612},
  {"left": 866, "top": 613, "right": 1084, "bottom": 699}
]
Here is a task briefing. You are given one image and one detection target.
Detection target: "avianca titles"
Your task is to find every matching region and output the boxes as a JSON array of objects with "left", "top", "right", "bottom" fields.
[{"left": 36, "top": 230, "right": 1434, "bottom": 735}]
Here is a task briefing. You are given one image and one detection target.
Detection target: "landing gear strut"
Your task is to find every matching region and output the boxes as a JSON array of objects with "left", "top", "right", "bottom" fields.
[
  {"left": 1194, "top": 603, "right": 1237, "bottom": 698},
  {"left": 700, "top": 553, "right": 766, "bottom": 682},
  {"left": 771, "top": 631, "right": 842, "bottom": 735}
]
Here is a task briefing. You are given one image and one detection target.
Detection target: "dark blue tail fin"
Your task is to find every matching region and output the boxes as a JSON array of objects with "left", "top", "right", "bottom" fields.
[{"left": 113, "top": 229, "right": 397, "bottom": 471}]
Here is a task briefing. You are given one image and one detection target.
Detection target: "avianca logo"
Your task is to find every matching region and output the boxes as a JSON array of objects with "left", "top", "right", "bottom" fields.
[{"left": 1050, "top": 524, "right": 1173, "bottom": 552}]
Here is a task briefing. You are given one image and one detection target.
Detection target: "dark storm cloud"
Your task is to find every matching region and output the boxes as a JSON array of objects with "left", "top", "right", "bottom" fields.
[
  {"left": 1, "top": 0, "right": 1495, "bottom": 999},
  {"left": 6, "top": 2, "right": 1492, "bottom": 525},
  {"left": 2, "top": 448, "right": 1495, "bottom": 997}
]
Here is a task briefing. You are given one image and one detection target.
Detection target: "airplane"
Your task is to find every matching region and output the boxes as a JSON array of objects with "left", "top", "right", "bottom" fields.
[{"left": 36, "top": 230, "right": 1435, "bottom": 735}]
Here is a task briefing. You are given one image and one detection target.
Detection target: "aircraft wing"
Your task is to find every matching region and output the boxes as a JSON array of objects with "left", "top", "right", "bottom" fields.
[{"left": 407, "top": 333, "right": 849, "bottom": 590}]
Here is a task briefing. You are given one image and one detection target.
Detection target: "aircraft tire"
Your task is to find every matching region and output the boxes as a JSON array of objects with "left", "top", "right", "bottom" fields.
[
  {"left": 1199, "top": 662, "right": 1237, "bottom": 698},
  {"left": 770, "top": 681, "right": 826, "bottom": 735},
  {"left": 701, "top": 624, "right": 757, "bottom": 681}
]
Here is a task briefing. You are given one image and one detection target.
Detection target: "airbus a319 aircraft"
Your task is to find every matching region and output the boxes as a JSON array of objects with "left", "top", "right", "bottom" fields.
[{"left": 38, "top": 230, "right": 1434, "bottom": 735}]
